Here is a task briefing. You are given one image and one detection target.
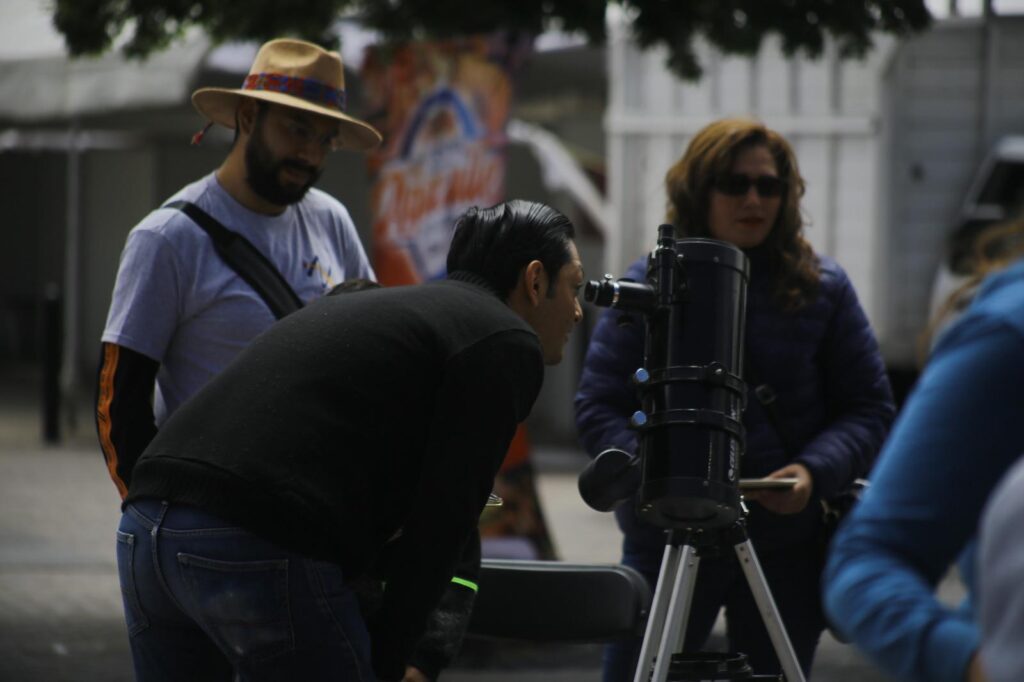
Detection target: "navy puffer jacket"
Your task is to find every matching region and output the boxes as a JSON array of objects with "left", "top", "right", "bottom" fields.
[{"left": 574, "top": 249, "right": 896, "bottom": 550}]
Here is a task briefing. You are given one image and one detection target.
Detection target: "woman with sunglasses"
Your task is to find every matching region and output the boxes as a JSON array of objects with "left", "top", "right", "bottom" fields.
[{"left": 574, "top": 117, "right": 895, "bottom": 680}]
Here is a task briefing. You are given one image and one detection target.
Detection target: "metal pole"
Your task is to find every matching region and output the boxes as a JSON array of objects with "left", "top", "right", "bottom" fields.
[
  {"left": 59, "top": 119, "right": 81, "bottom": 433},
  {"left": 41, "top": 283, "right": 61, "bottom": 443}
]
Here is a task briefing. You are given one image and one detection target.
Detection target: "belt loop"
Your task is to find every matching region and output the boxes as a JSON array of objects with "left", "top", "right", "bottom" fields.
[
  {"left": 151, "top": 500, "right": 170, "bottom": 539},
  {"left": 149, "top": 500, "right": 178, "bottom": 603}
]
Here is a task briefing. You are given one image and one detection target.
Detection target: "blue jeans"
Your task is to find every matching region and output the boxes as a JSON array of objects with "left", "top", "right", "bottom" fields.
[
  {"left": 117, "top": 499, "right": 374, "bottom": 681},
  {"left": 603, "top": 506, "right": 825, "bottom": 682}
]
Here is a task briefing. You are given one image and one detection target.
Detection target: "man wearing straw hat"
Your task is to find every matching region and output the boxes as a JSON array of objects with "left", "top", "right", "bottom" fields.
[
  {"left": 97, "top": 38, "right": 379, "bottom": 498},
  {"left": 96, "top": 38, "right": 492, "bottom": 682}
]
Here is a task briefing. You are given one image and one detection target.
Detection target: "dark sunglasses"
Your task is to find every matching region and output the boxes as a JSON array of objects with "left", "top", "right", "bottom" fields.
[{"left": 715, "top": 173, "right": 787, "bottom": 198}]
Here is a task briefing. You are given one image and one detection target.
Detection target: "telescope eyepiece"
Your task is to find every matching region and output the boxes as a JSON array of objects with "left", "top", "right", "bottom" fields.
[
  {"left": 584, "top": 276, "right": 618, "bottom": 307},
  {"left": 584, "top": 276, "right": 657, "bottom": 314}
]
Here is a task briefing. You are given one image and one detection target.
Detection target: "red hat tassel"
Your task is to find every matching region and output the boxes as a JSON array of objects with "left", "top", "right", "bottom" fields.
[{"left": 191, "top": 122, "right": 214, "bottom": 146}]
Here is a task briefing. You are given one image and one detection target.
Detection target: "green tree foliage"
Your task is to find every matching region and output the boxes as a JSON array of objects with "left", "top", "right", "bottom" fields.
[{"left": 52, "top": 0, "right": 932, "bottom": 79}]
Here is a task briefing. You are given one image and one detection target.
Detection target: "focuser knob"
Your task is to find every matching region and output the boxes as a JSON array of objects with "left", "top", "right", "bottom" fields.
[{"left": 630, "top": 410, "right": 648, "bottom": 427}]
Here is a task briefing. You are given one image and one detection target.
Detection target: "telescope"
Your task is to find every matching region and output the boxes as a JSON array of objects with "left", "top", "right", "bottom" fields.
[
  {"left": 578, "top": 226, "right": 808, "bottom": 682},
  {"left": 577, "top": 224, "right": 749, "bottom": 529}
]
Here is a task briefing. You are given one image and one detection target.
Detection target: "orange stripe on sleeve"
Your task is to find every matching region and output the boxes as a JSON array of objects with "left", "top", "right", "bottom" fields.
[{"left": 97, "top": 343, "right": 129, "bottom": 500}]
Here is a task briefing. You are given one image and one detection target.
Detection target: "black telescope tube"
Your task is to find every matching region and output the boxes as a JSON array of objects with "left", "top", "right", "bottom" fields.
[
  {"left": 576, "top": 236, "right": 749, "bottom": 529},
  {"left": 636, "top": 238, "right": 749, "bottom": 529}
]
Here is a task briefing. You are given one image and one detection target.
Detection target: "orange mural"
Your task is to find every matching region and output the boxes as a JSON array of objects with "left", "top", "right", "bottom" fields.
[{"left": 362, "top": 37, "right": 516, "bottom": 286}]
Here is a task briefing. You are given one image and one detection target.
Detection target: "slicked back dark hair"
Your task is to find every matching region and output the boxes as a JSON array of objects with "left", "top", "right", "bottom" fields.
[{"left": 446, "top": 200, "right": 576, "bottom": 300}]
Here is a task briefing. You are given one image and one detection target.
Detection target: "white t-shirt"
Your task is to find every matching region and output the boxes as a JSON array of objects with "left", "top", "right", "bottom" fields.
[{"left": 102, "top": 172, "right": 375, "bottom": 425}]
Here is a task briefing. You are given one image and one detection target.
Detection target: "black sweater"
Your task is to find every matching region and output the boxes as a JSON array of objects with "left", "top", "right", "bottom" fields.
[{"left": 128, "top": 274, "right": 544, "bottom": 680}]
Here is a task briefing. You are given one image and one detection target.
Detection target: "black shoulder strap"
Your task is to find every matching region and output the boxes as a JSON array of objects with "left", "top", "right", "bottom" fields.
[
  {"left": 165, "top": 200, "right": 303, "bottom": 320},
  {"left": 744, "top": 347, "right": 797, "bottom": 455}
]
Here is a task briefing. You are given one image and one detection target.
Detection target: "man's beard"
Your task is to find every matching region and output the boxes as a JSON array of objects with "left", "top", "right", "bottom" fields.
[{"left": 244, "top": 123, "right": 322, "bottom": 206}]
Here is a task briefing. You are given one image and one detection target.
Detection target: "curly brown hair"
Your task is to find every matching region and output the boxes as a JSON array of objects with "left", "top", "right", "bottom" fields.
[{"left": 665, "top": 117, "right": 819, "bottom": 310}]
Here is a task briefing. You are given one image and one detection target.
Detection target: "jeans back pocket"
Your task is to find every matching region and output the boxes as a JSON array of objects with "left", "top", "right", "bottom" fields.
[{"left": 177, "top": 553, "right": 294, "bottom": 662}]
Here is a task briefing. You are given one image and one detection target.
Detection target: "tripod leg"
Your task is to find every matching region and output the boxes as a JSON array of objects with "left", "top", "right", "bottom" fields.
[
  {"left": 733, "top": 540, "right": 806, "bottom": 682},
  {"left": 649, "top": 544, "right": 700, "bottom": 682},
  {"left": 632, "top": 542, "right": 689, "bottom": 682}
]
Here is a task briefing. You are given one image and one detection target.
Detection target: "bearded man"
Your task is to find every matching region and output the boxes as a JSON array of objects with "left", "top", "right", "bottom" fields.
[{"left": 96, "top": 38, "right": 380, "bottom": 496}]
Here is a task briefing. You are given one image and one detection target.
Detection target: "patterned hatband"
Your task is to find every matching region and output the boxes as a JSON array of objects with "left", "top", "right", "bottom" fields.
[{"left": 242, "top": 72, "right": 347, "bottom": 112}]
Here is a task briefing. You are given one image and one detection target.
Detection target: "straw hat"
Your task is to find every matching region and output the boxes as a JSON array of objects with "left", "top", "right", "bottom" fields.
[{"left": 191, "top": 38, "right": 382, "bottom": 152}]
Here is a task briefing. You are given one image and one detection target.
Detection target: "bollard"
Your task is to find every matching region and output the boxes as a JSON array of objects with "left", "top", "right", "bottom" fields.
[{"left": 42, "top": 283, "right": 61, "bottom": 444}]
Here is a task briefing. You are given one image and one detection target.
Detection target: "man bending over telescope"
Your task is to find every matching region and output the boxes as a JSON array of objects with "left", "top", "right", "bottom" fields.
[{"left": 113, "top": 200, "right": 584, "bottom": 681}]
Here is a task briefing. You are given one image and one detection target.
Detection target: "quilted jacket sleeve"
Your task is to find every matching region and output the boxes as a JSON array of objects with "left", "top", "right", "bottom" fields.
[
  {"left": 794, "top": 262, "right": 896, "bottom": 500},
  {"left": 574, "top": 259, "right": 648, "bottom": 458}
]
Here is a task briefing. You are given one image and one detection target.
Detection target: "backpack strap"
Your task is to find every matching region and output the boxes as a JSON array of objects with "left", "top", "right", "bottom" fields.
[{"left": 165, "top": 200, "right": 303, "bottom": 320}]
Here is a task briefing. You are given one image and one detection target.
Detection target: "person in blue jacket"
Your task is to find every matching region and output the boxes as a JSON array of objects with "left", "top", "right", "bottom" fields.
[
  {"left": 575, "top": 117, "right": 895, "bottom": 680},
  {"left": 824, "top": 241, "right": 1024, "bottom": 682}
]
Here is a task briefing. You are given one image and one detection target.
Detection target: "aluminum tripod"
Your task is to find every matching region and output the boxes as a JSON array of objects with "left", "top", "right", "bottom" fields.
[{"left": 632, "top": 516, "right": 807, "bottom": 682}]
